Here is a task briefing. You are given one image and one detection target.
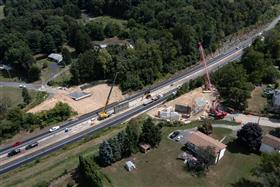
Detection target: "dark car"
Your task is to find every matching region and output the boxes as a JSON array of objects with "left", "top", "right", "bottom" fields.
[
  {"left": 8, "top": 149, "right": 21, "bottom": 157},
  {"left": 12, "top": 141, "right": 21, "bottom": 147},
  {"left": 170, "top": 131, "right": 180, "bottom": 139},
  {"left": 25, "top": 142, "right": 39, "bottom": 150}
]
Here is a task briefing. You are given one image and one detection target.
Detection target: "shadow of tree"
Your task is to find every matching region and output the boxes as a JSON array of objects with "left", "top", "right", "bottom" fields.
[
  {"left": 231, "top": 178, "right": 263, "bottom": 187},
  {"left": 226, "top": 140, "right": 252, "bottom": 155}
]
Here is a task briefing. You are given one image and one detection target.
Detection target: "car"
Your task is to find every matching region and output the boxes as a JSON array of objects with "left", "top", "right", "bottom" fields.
[
  {"left": 64, "top": 128, "right": 71, "bottom": 133},
  {"left": 19, "top": 84, "right": 26, "bottom": 88},
  {"left": 8, "top": 149, "right": 21, "bottom": 157},
  {"left": 170, "top": 131, "right": 180, "bottom": 139},
  {"left": 175, "top": 135, "right": 183, "bottom": 142},
  {"left": 49, "top": 126, "right": 60, "bottom": 133},
  {"left": 25, "top": 142, "right": 39, "bottom": 150},
  {"left": 12, "top": 141, "right": 21, "bottom": 147}
]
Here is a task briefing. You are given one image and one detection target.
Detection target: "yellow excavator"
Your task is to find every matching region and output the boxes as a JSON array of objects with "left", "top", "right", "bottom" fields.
[{"left": 98, "top": 73, "right": 118, "bottom": 120}]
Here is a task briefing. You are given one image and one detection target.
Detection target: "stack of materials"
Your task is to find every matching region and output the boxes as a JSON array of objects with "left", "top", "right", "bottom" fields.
[{"left": 159, "top": 107, "right": 180, "bottom": 121}]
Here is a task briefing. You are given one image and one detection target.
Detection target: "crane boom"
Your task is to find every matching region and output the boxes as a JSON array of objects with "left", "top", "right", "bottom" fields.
[{"left": 103, "top": 72, "right": 118, "bottom": 112}]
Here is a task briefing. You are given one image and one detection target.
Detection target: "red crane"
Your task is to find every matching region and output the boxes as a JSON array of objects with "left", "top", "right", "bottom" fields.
[{"left": 198, "top": 42, "right": 212, "bottom": 92}]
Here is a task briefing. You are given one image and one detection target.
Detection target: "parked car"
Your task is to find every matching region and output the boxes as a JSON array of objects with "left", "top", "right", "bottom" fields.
[
  {"left": 8, "top": 149, "right": 21, "bottom": 157},
  {"left": 12, "top": 141, "right": 22, "bottom": 147},
  {"left": 25, "top": 142, "right": 39, "bottom": 150},
  {"left": 175, "top": 135, "right": 183, "bottom": 142},
  {"left": 170, "top": 131, "right": 180, "bottom": 139},
  {"left": 49, "top": 126, "right": 60, "bottom": 133}
]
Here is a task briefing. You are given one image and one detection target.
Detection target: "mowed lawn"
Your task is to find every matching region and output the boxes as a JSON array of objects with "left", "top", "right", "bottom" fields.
[
  {"left": 102, "top": 127, "right": 261, "bottom": 187},
  {"left": 0, "top": 87, "right": 24, "bottom": 108},
  {"left": 247, "top": 87, "right": 267, "bottom": 114}
]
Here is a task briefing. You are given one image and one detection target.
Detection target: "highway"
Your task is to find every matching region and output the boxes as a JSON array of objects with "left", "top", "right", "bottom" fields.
[{"left": 0, "top": 15, "right": 280, "bottom": 174}]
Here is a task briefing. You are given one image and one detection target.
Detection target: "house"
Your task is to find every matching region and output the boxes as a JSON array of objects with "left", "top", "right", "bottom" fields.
[
  {"left": 272, "top": 90, "right": 280, "bottom": 110},
  {"left": 260, "top": 134, "right": 280, "bottom": 153},
  {"left": 48, "top": 53, "right": 63, "bottom": 63},
  {"left": 139, "top": 143, "right": 151, "bottom": 153},
  {"left": 125, "top": 161, "right": 136, "bottom": 172},
  {"left": 186, "top": 131, "right": 227, "bottom": 164}
]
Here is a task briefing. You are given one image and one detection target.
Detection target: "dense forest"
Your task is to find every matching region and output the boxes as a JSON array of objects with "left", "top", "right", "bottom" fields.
[{"left": 0, "top": 0, "right": 279, "bottom": 89}]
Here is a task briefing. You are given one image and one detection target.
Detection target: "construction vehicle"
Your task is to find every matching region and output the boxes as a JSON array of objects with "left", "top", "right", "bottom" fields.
[
  {"left": 198, "top": 42, "right": 212, "bottom": 93},
  {"left": 98, "top": 73, "right": 118, "bottom": 120},
  {"left": 209, "top": 100, "right": 227, "bottom": 119}
]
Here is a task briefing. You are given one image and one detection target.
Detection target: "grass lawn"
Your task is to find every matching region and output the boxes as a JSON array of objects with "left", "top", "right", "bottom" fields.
[
  {"left": 247, "top": 87, "right": 267, "bottom": 114},
  {"left": 102, "top": 127, "right": 261, "bottom": 187},
  {"left": 0, "top": 87, "right": 24, "bottom": 108},
  {"left": 0, "top": 87, "right": 48, "bottom": 111},
  {"left": 48, "top": 68, "right": 72, "bottom": 86},
  {"left": 37, "top": 59, "right": 61, "bottom": 84}
]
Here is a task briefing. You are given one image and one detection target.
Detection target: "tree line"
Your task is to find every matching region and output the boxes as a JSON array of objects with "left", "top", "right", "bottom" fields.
[
  {"left": 78, "top": 117, "right": 161, "bottom": 187},
  {"left": 0, "top": 0, "right": 279, "bottom": 86},
  {"left": 0, "top": 102, "right": 73, "bottom": 141}
]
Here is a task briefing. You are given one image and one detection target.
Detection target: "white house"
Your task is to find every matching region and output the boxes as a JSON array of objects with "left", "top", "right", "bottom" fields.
[
  {"left": 260, "top": 134, "right": 280, "bottom": 153},
  {"left": 186, "top": 131, "right": 227, "bottom": 164},
  {"left": 125, "top": 161, "right": 136, "bottom": 172},
  {"left": 48, "top": 53, "right": 63, "bottom": 63}
]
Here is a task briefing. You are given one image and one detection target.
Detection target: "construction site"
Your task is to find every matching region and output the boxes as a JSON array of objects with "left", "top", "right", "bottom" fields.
[{"left": 148, "top": 43, "right": 229, "bottom": 123}]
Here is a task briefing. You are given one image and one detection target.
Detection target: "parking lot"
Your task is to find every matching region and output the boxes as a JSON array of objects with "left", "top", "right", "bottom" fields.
[{"left": 168, "top": 128, "right": 196, "bottom": 145}]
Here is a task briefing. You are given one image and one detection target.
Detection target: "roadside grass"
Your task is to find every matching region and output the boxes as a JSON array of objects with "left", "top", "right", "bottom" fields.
[
  {"left": 247, "top": 87, "right": 267, "bottom": 114},
  {"left": 102, "top": 127, "right": 261, "bottom": 187},
  {"left": 211, "top": 127, "right": 233, "bottom": 140},
  {"left": 0, "top": 5, "right": 5, "bottom": 20},
  {"left": 0, "top": 71, "right": 21, "bottom": 82},
  {"left": 212, "top": 120, "right": 240, "bottom": 126}
]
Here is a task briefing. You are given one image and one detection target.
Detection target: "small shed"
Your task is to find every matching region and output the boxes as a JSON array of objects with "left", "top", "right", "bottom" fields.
[
  {"left": 125, "top": 161, "right": 136, "bottom": 172},
  {"left": 139, "top": 143, "right": 151, "bottom": 153},
  {"left": 48, "top": 53, "right": 63, "bottom": 63}
]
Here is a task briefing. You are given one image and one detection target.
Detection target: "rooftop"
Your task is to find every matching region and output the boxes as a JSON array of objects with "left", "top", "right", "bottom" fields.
[
  {"left": 186, "top": 131, "right": 227, "bottom": 153},
  {"left": 48, "top": 53, "right": 63, "bottom": 63},
  {"left": 262, "top": 134, "right": 280, "bottom": 149},
  {"left": 68, "top": 91, "right": 92, "bottom": 101}
]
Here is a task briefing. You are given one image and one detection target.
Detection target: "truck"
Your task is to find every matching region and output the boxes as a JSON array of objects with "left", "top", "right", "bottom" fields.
[{"left": 143, "top": 99, "right": 153, "bottom": 106}]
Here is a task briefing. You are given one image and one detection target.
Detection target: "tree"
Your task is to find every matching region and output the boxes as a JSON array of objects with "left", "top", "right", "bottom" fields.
[
  {"left": 28, "top": 64, "right": 41, "bottom": 82},
  {"left": 269, "top": 128, "right": 280, "bottom": 138},
  {"left": 63, "top": 3, "right": 81, "bottom": 19},
  {"left": 117, "top": 131, "right": 131, "bottom": 158},
  {"left": 62, "top": 48, "right": 72, "bottom": 65},
  {"left": 104, "top": 22, "right": 121, "bottom": 37},
  {"left": 33, "top": 181, "right": 49, "bottom": 187},
  {"left": 126, "top": 118, "right": 142, "bottom": 153},
  {"left": 186, "top": 146, "right": 216, "bottom": 175},
  {"left": 98, "top": 140, "right": 113, "bottom": 166},
  {"left": 44, "top": 25, "right": 66, "bottom": 48},
  {"left": 0, "top": 96, "right": 11, "bottom": 117},
  {"left": 237, "top": 123, "right": 263, "bottom": 152},
  {"left": 25, "top": 30, "right": 44, "bottom": 53},
  {"left": 212, "top": 63, "right": 253, "bottom": 110},
  {"left": 108, "top": 137, "right": 122, "bottom": 162},
  {"left": 72, "top": 30, "right": 91, "bottom": 54},
  {"left": 42, "top": 34, "right": 56, "bottom": 54},
  {"left": 254, "top": 153, "right": 280, "bottom": 187},
  {"left": 140, "top": 118, "right": 161, "bottom": 147},
  {"left": 22, "top": 87, "right": 31, "bottom": 105},
  {"left": 197, "top": 119, "right": 213, "bottom": 135},
  {"left": 86, "top": 22, "right": 104, "bottom": 41},
  {"left": 78, "top": 156, "right": 103, "bottom": 187}
]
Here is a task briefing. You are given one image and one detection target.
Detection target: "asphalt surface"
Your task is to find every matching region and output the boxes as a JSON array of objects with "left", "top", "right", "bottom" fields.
[{"left": 0, "top": 15, "right": 280, "bottom": 174}]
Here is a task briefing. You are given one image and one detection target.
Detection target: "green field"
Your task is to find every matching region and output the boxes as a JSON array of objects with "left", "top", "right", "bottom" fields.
[
  {"left": 247, "top": 87, "right": 267, "bottom": 114},
  {"left": 0, "top": 87, "right": 48, "bottom": 111},
  {"left": 102, "top": 127, "right": 260, "bottom": 187}
]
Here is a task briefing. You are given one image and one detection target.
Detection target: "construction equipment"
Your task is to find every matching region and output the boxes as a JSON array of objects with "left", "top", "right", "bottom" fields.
[
  {"left": 198, "top": 42, "right": 212, "bottom": 92},
  {"left": 209, "top": 100, "right": 227, "bottom": 119},
  {"left": 98, "top": 73, "right": 118, "bottom": 120}
]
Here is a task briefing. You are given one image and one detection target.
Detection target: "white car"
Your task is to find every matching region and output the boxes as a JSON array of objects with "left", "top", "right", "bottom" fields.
[
  {"left": 175, "top": 135, "right": 183, "bottom": 142},
  {"left": 49, "top": 126, "right": 60, "bottom": 133},
  {"left": 19, "top": 84, "right": 26, "bottom": 88}
]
